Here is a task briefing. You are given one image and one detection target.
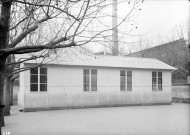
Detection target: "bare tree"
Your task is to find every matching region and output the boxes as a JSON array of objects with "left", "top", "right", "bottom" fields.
[
  {"left": 123, "top": 35, "right": 151, "bottom": 55},
  {"left": 0, "top": 0, "right": 143, "bottom": 127},
  {"left": 3, "top": 51, "right": 53, "bottom": 116}
]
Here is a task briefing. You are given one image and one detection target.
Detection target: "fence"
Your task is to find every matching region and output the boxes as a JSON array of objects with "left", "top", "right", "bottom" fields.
[{"left": 172, "top": 85, "right": 190, "bottom": 103}]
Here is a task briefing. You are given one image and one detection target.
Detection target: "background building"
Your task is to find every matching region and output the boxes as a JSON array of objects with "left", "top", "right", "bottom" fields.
[{"left": 126, "top": 38, "right": 189, "bottom": 85}]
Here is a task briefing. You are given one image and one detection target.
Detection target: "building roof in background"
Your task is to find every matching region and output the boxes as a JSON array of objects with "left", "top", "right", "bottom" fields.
[
  {"left": 126, "top": 38, "right": 187, "bottom": 56},
  {"left": 25, "top": 55, "right": 176, "bottom": 71},
  {"left": 125, "top": 38, "right": 188, "bottom": 67}
]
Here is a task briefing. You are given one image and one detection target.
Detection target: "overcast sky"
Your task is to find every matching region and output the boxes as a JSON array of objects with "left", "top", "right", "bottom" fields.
[
  {"left": 133, "top": 0, "right": 188, "bottom": 40},
  {"left": 118, "top": 0, "right": 189, "bottom": 53},
  {"left": 93, "top": 0, "right": 189, "bottom": 53}
]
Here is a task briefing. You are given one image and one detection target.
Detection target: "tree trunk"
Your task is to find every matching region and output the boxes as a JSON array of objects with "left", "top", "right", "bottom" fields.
[
  {"left": 10, "top": 79, "right": 14, "bottom": 106},
  {"left": 0, "top": 59, "right": 6, "bottom": 127},
  {"left": 4, "top": 76, "right": 11, "bottom": 116},
  {"left": 0, "top": 0, "right": 12, "bottom": 128}
]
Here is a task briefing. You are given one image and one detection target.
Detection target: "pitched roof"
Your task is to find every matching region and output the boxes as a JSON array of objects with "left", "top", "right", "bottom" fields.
[
  {"left": 25, "top": 55, "right": 176, "bottom": 71},
  {"left": 126, "top": 38, "right": 187, "bottom": 56}
]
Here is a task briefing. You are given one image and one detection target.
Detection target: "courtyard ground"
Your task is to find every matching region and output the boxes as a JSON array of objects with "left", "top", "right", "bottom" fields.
[{"left": 2, "top": 103, "right": 190, "bottom": 135}]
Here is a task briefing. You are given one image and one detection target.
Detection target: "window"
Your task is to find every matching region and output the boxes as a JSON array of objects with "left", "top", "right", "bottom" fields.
[
  {"left": 127, "top": 71, "right": 132, "bottom": 91},
  {"left": 30, "top": 68, "right": 38, "bottom": 92},
  {"left": 120, "top": 70, "right": 132, "bottom": 91},
  {"left": 40, "top": 68, "right": 47, "bottom": 91},
  {"left": 120, "top": 70, "right": 126, "bottom": 91},
  {"left": 30, "top": 67, "right": 47, "bottom": 92},
  {"left": 83, "top": 69, "right": 90, "bottom": 91},
  {"left": 91, "top": 69, "right": 97, "bottom": 91},
  {"left": 158, "top": 72, "right": 162, "bottom": 91},
  {"left": 152, "top": 71, "right": 162, "bottom": 91},
  {"left": 152, "top": 72, "right": 157, "bottom": 91},
  {"left": 83, "top": 69, "right": 97, "bottom": 91}
]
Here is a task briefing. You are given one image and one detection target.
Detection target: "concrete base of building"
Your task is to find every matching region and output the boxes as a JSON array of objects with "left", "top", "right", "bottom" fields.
[{"left": 22, "top": 102, "right": 172, "bottom": 112}]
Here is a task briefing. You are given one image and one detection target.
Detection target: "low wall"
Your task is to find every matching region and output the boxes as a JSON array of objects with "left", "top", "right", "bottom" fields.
[{"left": 172, "top": 85, "right": 190, "bottom": 103}]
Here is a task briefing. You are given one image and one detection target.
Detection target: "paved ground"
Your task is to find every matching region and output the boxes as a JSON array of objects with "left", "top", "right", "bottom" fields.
[{"left": 2, "top": 103, "right": 190, "bottom": 135}]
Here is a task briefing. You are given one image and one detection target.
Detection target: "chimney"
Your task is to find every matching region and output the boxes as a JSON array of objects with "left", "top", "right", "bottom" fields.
[
  {"left": 188, "top": 1, "right": 190, "bottom": 45},
  {"left": 112, "top": 0, "right": 119, "bottom": 56},
  {"left": 188, "top": 0, "right": 190, "bottom": 84}
]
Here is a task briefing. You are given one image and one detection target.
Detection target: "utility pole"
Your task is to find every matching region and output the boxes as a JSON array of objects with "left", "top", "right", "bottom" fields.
[{"left": 112, "top": 0, "right": 119, "bottom": 56}]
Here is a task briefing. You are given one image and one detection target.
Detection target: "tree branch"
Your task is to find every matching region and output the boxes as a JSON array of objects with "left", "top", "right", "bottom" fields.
[
  {"left": 15, "top": 0, "right": 80, "bottom": 21},
  {"left": 2, "top": 42, "right": 76, "bottom": 54},
  {"left": 72, "top": 0, "right": 90, "bottom": 42},
  {"left": 8, "top": 16, "right": 50, "bottom": 48}
]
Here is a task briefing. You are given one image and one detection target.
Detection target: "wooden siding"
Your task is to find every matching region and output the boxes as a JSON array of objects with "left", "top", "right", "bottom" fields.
[{"left": 18, "top": 65, "right": 172, "bottom": 110}]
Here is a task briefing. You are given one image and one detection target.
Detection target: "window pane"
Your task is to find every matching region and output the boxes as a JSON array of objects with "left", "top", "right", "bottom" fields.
[
  {"left": 120, "top": 85, "right": 125, "bottom": 91},
  {"left": 120, "top": 77, "right": 125, "bottom": 85},
  {"left": 127, "top": 71, "right": 132, "bottom": 91},
  {"left": 40, "top": 68, "right": 47, "bottom": 75},
  {"left": 120, "top": 70, "right": 125, "bottom": 76},
  {"left": 152, "top": 85, "right": 157, "bottom": 91},
  {"left": 158, "top": 85, "right": 162, "bottom": 91},
  {"left": 84, "top": 84, "right": 89, "bottom": 91},
  {"left": 84, "top": 69, "right": 89, "bottom": 75},
  {"left": 127, "top": 78, "right": 132, "bottom": 91},
  {"left": 152, "top": 72, "right": 156, "bottom": 77},
  {"left": 84, "top": 75, "right": 89, "bottom": 83},
  {"left": 91, "top": 69, "right": 97, "bottom": 75},
  {"left": 158, "top": 78, "right": 162, "bottom": 84},
  {"left": 31, "top": 75, "right": 38, "bottom": 83},
  {"left": 31, "top": 68, "right": 38, "bottom": 74},
  {"left": 31, "top": 84, "right": 38, "bottom": 92},
  {"left": 152, "top": 71, "right": 157, "bottom": 90},
  {"left": 127, "top": 77, "right": 132, "bottom": 84},
  {"left": 91, "top": 84, "right": 97, "bottom": 91},
  {"left": 91, "top": 75, "right": 97, "bottom": 83},
  {"left": 120, "top": 70, "right": 125, "bottom": 91},
  {"left": 127, "top": 85, "right": 132, "bottom": 91},
  {"left": 152, "top": 78, "right": 157, "bottom": 84},
  {"left": 40, "top": 84, "right": 47, "bottom": 91},
  {"left": 83, "top": 69, "right": 90, "bottom": 91},
  {"left": 40, "top": 75, "right": 47, "bottom": 83},
  {"left": 158, "top": 72, "right": 162, "bottom": 78},
  {"left": 127, "top": 71, "right": 132, "bottom": 77}
]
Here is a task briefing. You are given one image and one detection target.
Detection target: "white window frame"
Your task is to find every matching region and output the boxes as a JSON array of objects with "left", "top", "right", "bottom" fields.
[
  {"left": 83, "top": 69, "right": 97, "bottom": 92},
  {"left": 152, "top": 71, "right": 162, "bottom": 91},
  {"left": 30, "top": 67, "right": 47, "bottom": 92},
  {"left": 120, "top": 70, "right": 132, "bottom": 91}
]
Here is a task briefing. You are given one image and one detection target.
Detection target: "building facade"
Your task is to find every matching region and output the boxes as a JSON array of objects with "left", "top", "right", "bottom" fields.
[{"left": 18, "top": 56, "right": 176, "bottom": 111}]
